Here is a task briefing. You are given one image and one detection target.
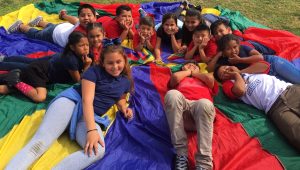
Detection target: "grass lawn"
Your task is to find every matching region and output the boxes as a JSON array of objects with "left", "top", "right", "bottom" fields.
[{"left": 1, "top": 0, "right": 299, "bottom": 36}]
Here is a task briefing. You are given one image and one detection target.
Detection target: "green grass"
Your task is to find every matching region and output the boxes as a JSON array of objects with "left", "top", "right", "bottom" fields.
[{"left": 1, "top": 0, "right": 299, "bottom": 36}]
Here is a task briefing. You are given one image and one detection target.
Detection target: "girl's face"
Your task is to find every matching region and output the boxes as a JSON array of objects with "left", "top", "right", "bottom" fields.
[
  {"left": 223, "top": 40, "right": 240, "bottom": 58},
  {"left": 70, "top": 37, "right": 89, "bottom": 56},
  {"left": 185, "top": 16, "right": 200, "bottom": 32},
  {"left": 88, "top": 28, "right": 104, "bottom": 48},
  {"left": 182, "top": 63, "right": 200, "bottom": 72},
  {"left": 214, "top": 24, "right": 232, "bottom": 40},
  {"left": 163, "top": 18, "right": 177, "bottom": 35},
  {"left": 102, "top": 52, "right": 126, "bottom": 77}
]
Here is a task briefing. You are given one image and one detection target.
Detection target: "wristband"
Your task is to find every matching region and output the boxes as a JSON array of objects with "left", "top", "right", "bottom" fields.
[{"left": 87, "top": 129, "right": 97, "bottom": 133}]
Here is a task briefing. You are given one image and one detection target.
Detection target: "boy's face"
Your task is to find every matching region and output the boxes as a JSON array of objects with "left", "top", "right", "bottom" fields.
[
  {"left": 185, "top": 16, "right": 200, "bottom": 32},
  {"left": 78, "top": 8, "right": 96, "bottom": 27},
  {"left": 214, "top": 24, "right": 232, "bottom": 40},
  {"left": 217, "top": 66, "right": 233, "bottom": 81},
  {"left": 116, "top": 10, "right": 133, "bottom": 26},
  {"left": 223, "top": 40, "right": 240, "bottom": 58},
  {"left": 192, "top": 30, "right": 210, "bottom": 45},
  {"left": 138, "top": 25, "right": 153, "bottom": 39}
]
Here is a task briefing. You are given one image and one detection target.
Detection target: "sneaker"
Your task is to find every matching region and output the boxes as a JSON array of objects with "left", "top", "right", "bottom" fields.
[
  {"left": 0, "top": 69, "right": 20, "bottom": 86},
  {"left": 174, "top": 155, "right": 188, "bottom": 170},
  {"left": 3, "top": 69, "right": 21, "bottom": 87},
  {"left": 138, "top": 8, "right": 148, "bottom": 18},
  {"left": 59, "top": 9, "right": 67, "bottom": 20},
  {"left": 7, "top": 20, "right": 23, "bottom": 33},
  {"left": 28, "top": 16, "right": 43, "bottom": 27}
]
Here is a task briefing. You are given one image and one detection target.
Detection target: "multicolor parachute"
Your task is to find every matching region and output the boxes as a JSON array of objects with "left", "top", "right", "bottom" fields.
[{"left": 0, "top": 1, "right": 300, "bottom": 170}]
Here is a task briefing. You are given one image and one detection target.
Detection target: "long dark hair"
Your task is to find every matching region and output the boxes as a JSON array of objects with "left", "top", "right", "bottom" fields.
[
  {"left": 100, "top": 45, "right": 134, "bottom": 93},
  {"left": 63, "top": 31, "right": 87, "bottom": 57}
]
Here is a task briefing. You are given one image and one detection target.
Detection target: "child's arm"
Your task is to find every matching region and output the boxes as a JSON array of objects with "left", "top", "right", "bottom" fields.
[
  {"left": 229, "top": 49, "right": 263, "bottom": 64},
  {"left": 185, "top": 43, "right": 198, "bottom": 60},
  {"left": 116, "top": 94, "right": 133, "bottom": 119},
  {"left": 169, "top": 70, "right": 191, "bottom": 88},
  {"left": 119, "top": 19, "right": 135, "bottom": 41},
  {"left": 127, "top": 19, "right": 135, "bottom": 39},
  {"left": 59, "top": 10, "right": 79, "bottom": 25},
  {"left": 192, "top": 72, "right": 215, "bottom": 89},
  {"left": 170, "top": 33, "right": 182, "bottom": 53},
  {"left": 198, "top": 48, "right": 210, "bottom": 63},
  {"left": 198, "top": 37, "right": 211, "bottom": 63},
  {"left": 145, "top": 39, "right": 154, "bottom": 52},
  {"left": 68, "top": 55, "right": 92, "bottom": 82},
  {"left": 231, "top": 72, "right": 246, "bottom": 98},
  {"left": 154, "top": 37, "right": 162, "bottom": 60},
  {"left": 134, "top": 35, "right": 145, "bottom": 52},
  {"left": 68, "top": 70, "right": 81, "bottom": 82},
  {"left": 206, "top": 52, "right": 222, "bottom": 72},
  {"left": 81, "top": 79, "right": 104, "bottom": 156},
  {"left": 63, "top": 15, "right": 79, "bottom": 25},
  {"left": 240, "top": 62, "right": 270, "bottom": 74}
]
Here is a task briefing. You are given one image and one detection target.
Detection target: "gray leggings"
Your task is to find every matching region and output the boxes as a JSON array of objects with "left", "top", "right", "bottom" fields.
[{"left": 5, "top": 97, "right": 105, "bottom": 170}]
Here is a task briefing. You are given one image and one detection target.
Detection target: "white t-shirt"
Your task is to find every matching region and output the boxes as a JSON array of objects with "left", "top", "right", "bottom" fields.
[
  {"left": 240, "top": 74, "right": 292, "bottom": 113},
  {"left": 52, "top": 22, "right": 80, "bottom": 47}
]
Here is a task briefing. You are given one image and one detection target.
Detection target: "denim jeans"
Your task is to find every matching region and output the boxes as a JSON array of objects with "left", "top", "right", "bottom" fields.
[
  {"left": 26, "top": 23, "right": 56, "bottom": 43},
  {"left": 264, "top": 55, "right": 300, "bottom": 84},
  {"left": 0, "top": 55, "right": 52, "bottom": 70}
]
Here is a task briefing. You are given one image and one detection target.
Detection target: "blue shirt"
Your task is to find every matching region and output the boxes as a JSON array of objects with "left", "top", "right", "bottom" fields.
[
  {"left": 75, "top": 66, "right": 130, "bottom": 116},
  {"left": 217, "top": 45, "right": 253, "bottom": 70},
  {"left": 48, "top": 52, "right": 84, "bottom": 83}
]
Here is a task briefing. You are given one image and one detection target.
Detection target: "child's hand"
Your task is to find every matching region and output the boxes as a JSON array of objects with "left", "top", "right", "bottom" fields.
[
  {"left": 139, "top": 32, "right": 146, "bottom": 44},
  {"left": 178, "top": 45, "right": 187, "bottom": 53},
  {"left": 170, "top": 26, "right": 179, "bottom": 35},
  {"left": 227, "top": 66, "right": 240, "bottom": 73},
  {"left": 82, "top": 55, "right": 92, "bottom": 66},
  {"left": 125, "top": 19, "right": 133, "bottom": 30},
  {"left": 123, "top": 108, "right": 133, "bottom": 119},
  {"left": 155, "top": 57, "right": 162, "bottom": 63},
  {"left": 85, "top": 130, "right": 104, "bottom": 157},
  {"left": 120, "top": 20, "right": 127, "bottom": 29},
  {"left": 223, "top": 66, "right": 240, "bottom": 78},
  {"left": 199, "top": 37, "right": 210, "bottom": 48},
  {"left": 228, "top": 54, "right": 241, "bottom": 64}
]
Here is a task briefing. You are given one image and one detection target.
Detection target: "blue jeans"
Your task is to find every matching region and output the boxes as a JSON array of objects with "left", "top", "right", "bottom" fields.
[
  {"left": 265, "top": 55, "right": 300, "bottom": 84},
  {"left": 5, "top": 97, "right": 105, "bottom": 170},
  {"left": 26, "top": 23, "right": 56, "bottom": 43},
  {"left": 0, "top": 55, "right": 52, "bottom": 70}
]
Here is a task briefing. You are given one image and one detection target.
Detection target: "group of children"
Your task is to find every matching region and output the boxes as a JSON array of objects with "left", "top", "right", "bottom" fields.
[{"left": 2, "top": 1, "right": 300, "bottom": 170}]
